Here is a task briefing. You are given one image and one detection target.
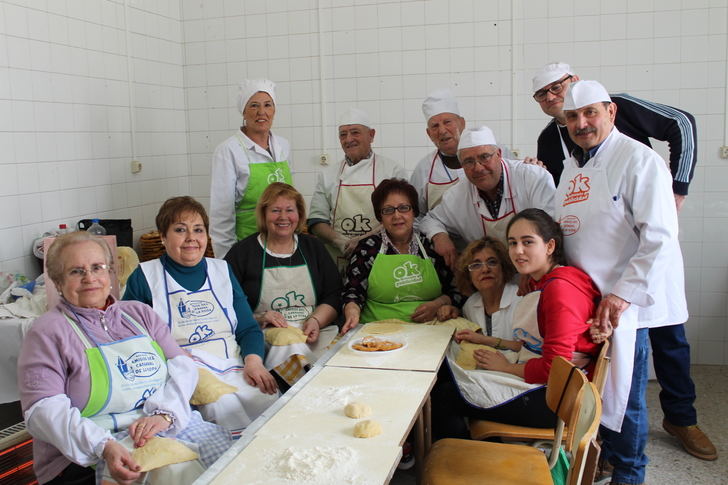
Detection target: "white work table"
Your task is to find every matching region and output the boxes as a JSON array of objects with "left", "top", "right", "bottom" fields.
[
  {"left": 205, "top": 366, "right": 436, "bottom": 485},
  {"left": 194, "top": 322, "right": 455, "bottom": 485}
]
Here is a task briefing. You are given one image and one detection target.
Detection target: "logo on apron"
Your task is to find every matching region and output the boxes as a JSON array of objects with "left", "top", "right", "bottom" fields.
[
  {"left": 115, "top": 352, "right": 162, "bottom": 382},
  {"left": 340, "top": 214, "right": 372, "bottom": 235},
  {"left": 271, "top": 290, "right": 311, "bottom": 323},
  {"left": 558, "top": 215, "right": 581, "bottom": 236},
  {"left": 267, "top": 167, "right": 287, "bottom": 183},
  {"left": 133, "top": 387, "right": 157, "bottom": 410},
  {"left": 564, "top": 173, "right": 591, "bottom": 206},
  {"left": 177, "top": 298, "right": 215, "bottom": 318},
  {"left": 513, "top": 328, "right": 543, "bottom": 354},
  {"left": 189, "top": 324, "right": 215, "bottom": 344},
  {"left": 393, "top": 261, "right": 423, "bottom": 288}
]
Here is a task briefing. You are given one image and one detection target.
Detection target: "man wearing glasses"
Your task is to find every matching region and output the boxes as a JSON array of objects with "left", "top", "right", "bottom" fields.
[
  {"left": 533, "top": 64, "right": 714, "bottom": 466},
  {"left": 530, "top": 62, "right": 697, "bottom": 213},
  {"left": 419, "top": 126, "right": 555, "bottom": 269}
]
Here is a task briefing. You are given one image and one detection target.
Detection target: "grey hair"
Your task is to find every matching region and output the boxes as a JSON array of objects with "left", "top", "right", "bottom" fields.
[{"left": 45, "top": 231, "right": 114, "bottom": 286}]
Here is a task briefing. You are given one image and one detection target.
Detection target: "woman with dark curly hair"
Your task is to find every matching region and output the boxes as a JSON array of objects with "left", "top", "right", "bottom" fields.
[{"left": 340, "top": 178, "right": 462, "bottom": 334}]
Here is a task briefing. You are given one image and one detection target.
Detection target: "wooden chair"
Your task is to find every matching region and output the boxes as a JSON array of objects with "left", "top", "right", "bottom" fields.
[
  {"left": 423, "top": 357, "right": 602, "bottom": 485},
  {"left": 468, "top": 340, "right": 610, "bottom": 443}
]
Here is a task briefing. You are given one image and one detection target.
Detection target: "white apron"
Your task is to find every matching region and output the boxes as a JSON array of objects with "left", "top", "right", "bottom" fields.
[
  {"left": 448, "top": 293, "right": 541, "bottom": 409},
  {"left": 142, "top": 259, "right": 278, "bottom": 435},
  {"left": 64, "top": 312, "right": 168, "bottom": 432},
  {"left": 65, "top": 312, "right": 206, "bottom": 484},
  {"left": 554, "top": 160, "right": 638, "bottom": 431},
  {"left": 477, "top": 161, "right": 517, "bottom": 243},
  {"left": 330, "top": 157, "right": 378, "bottom": 270},
  {"left": 426, "top": 153, "right": 461, "bottom": 210},
  {"left": 255, "top": 238, "right": 337, "bottom": 369}
]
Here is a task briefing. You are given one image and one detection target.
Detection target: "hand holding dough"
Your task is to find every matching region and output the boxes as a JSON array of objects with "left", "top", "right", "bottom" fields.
[
  {"left": 265, "top": 326, "right": 308, "bottom": 345},
  {"left": 344, "top": 402, "right": 372, "bottom": 419},
  {"left": 455, "top": 342, "right": 497, "bottom": 370},
  {"left": 353, "top": 420, "right": 382, "bottom": 438}
]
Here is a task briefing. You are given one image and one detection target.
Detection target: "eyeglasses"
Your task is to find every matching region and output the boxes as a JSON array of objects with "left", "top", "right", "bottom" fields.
[
  {"left": 461, "top": 151, "right": 498, "bottom": 170},
  {"left": 467, "top": 259, "right": 499, "bottom": 272},
  {"left": 533, "top": 75, "right": 573, "bottom": 101},
  {"left": 381, "top": 204, "right": 413, "bottom": 215},
  {"left": 66, "top": 263, "right": 109, "bottom": 279}
]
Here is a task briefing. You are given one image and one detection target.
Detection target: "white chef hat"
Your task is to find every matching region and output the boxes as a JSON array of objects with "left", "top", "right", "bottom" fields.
[
  {"left": 457, "top": 126, "right": 498, "bottom": 152},
  {"left": 532, "top": 62, "right": 574, "bottom": 92},
  {"left": 422, "top": 88, "right": 460, "bottom": 121},
  {"left": 237, "top": 79, "right": 277, "bottom": 115},
  {"left": 563, "top": 80, "right": 611, "bottom": 111},
  {"left": 338, "top": 107, "right": 371, "bottom": 128}
]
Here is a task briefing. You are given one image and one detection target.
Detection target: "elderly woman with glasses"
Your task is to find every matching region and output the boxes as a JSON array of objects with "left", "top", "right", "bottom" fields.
[
  {"left": 438, "top": 237, "right": 524, "bottom": 351},
  {"left": 18, "top": 232, "right": 230, "bottom": 485},
  {"left": 341, "top": 178, "right": 462, "bottom": 334}
]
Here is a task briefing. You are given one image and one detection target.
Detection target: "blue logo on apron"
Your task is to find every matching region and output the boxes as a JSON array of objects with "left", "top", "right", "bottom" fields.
[
  {"left": 115, "top": 352, "right": 162, "bottom": 381},
  {"left": 189, "top": 324, "right": 214, "bottom": 343},
  {"left": 177, "top": 298, "right": 215, "bottom": 318}
]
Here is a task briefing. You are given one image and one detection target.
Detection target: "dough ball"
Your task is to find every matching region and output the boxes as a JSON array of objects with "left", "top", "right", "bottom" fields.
[
  {"left": 131, "top": 437, "right": 199, "bottom": 472},
  {"left": 344, "top": 402, "right": 372, "bottom": 419},
  {"left": 353, "top": 420, "right": 382, "bottom": 438},
  {"left": 455, "top": 342, "right": 496, "bottom": 370},
  {"left": 190, "top": 368, "right": 238, "bottom": 405},
  {"left": 265, "top": 326, "right": 307, "bottom": 346}
]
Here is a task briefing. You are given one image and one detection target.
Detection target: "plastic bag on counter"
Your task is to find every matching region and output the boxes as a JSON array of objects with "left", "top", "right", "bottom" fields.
[{"left": 0, "top": 273, "right": 47, "bottom": 318}]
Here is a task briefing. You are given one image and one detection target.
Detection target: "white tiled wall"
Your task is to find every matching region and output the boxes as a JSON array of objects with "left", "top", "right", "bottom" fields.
[
  {"left": 0, "top": 0, "right": 189, "bottom": 276},
  {"left": 1, "top": 0, "right": 727, "bottom": 364}
]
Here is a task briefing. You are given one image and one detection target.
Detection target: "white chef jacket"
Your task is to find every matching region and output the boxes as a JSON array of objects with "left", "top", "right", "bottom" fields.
[
  {"left": 419, "top": 158, "right": 556, "bottom": 245},
  {"left": 553, "top": 128, "right": 688, "bottom": 431},
  {"left": 462, "top": 282, "right": 521, "bottom": 339},
  {"left": 307, "top": 153, "right": 408, "bottom": 225},
  {"left": 410, "top": 150, "right": 465, "bottom": 215},
  {"left": 209, "top": 130, "right": 291, "bottom": 258}
]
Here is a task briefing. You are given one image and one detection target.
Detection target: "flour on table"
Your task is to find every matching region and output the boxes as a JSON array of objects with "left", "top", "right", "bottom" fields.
[{"left": 264, "top": 445, "right": 373, "bottom": 484}]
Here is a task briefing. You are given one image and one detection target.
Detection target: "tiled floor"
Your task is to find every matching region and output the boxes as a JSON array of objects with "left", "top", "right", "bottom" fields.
[{"left": 391, "top": 364, "right": 727, "bottom": 484}]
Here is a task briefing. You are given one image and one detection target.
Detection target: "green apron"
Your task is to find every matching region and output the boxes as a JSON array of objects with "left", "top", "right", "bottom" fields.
[
  {"left": 234, "top": 135, "right": 292, "bottom": 240},
  {"left": 361, "top": 235, "right": 442, "bottom": 323}
]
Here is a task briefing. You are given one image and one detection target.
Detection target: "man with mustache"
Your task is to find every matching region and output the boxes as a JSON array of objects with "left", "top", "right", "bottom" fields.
[
  {"left": 553, "top": 80, "right": 692, "bottom": 485},
  {"left": 531, "top": 63, "right": 714, "bottom": 466},
  {"left": 308, "top": 108, "right": 407, "bottom": 271},
  {"left": 419, "top": 126, "right": 555, "bottom": 269}
]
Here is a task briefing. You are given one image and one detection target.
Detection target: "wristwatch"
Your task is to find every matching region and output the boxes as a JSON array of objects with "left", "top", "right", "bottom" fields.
[{"left": 157, "top": 412, "right": 173, "bottom": 425}]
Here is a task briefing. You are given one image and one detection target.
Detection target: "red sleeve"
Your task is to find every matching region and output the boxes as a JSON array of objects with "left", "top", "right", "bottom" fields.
[{"left": 523, "top": 279, "right": 593, "bottom": 384}]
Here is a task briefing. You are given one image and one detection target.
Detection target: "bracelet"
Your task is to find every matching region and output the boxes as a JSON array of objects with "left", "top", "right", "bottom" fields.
[
  {"left": 495, "top": 338, "right": 502, "bottom": 350},
  {"left": 308, "top": 315, "right": 322, "bottom": 328}
]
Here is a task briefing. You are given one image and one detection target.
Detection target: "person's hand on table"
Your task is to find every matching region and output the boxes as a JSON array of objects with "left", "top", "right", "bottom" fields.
[
  {"left": 474, "top": 348, "right": 510, "bottom": 372},
  {"left": 411, "top": 300, "right": 444, "bottom": 322},
  {"left": 102, "top": 440, "right": 141, "bottom": 485},
  {"left": 302, "top": 317, "right": 320, "bottom": 344},
  {"left": 259, "top": 310, "right": 288, "bottom": 328},
  {"left": 340, "top": 302, "right": 361, "bottom": 336},
  {"left": 128, "top": 414, "right": 171, "bottom": 448},
  {"left": 432, "top": 233, "right": 458, "bottom": 270},
  {"left": 243, "top": 354, "right": 278, "bottom": 394},
  {"left": 436, "top": 304, "right": 459, "bottom": 321}
]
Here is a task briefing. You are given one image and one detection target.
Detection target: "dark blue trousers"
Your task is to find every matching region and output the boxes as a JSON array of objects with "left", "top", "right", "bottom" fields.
[{"left": 650, "top": 323, "right": 697, "bottom": 426}]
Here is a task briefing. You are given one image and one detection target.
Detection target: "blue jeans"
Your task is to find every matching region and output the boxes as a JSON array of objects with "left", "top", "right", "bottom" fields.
[
  {"left": 601, "top": 328, "right": 649, "bottom": 484},
  {"left": 649, "top": 324, "right": 697, "bottom": 426}
]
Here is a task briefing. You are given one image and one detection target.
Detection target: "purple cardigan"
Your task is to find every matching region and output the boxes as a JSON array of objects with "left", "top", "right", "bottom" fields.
[{"left": 17, "top": 298, "right": 187, "bottom": 482}]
